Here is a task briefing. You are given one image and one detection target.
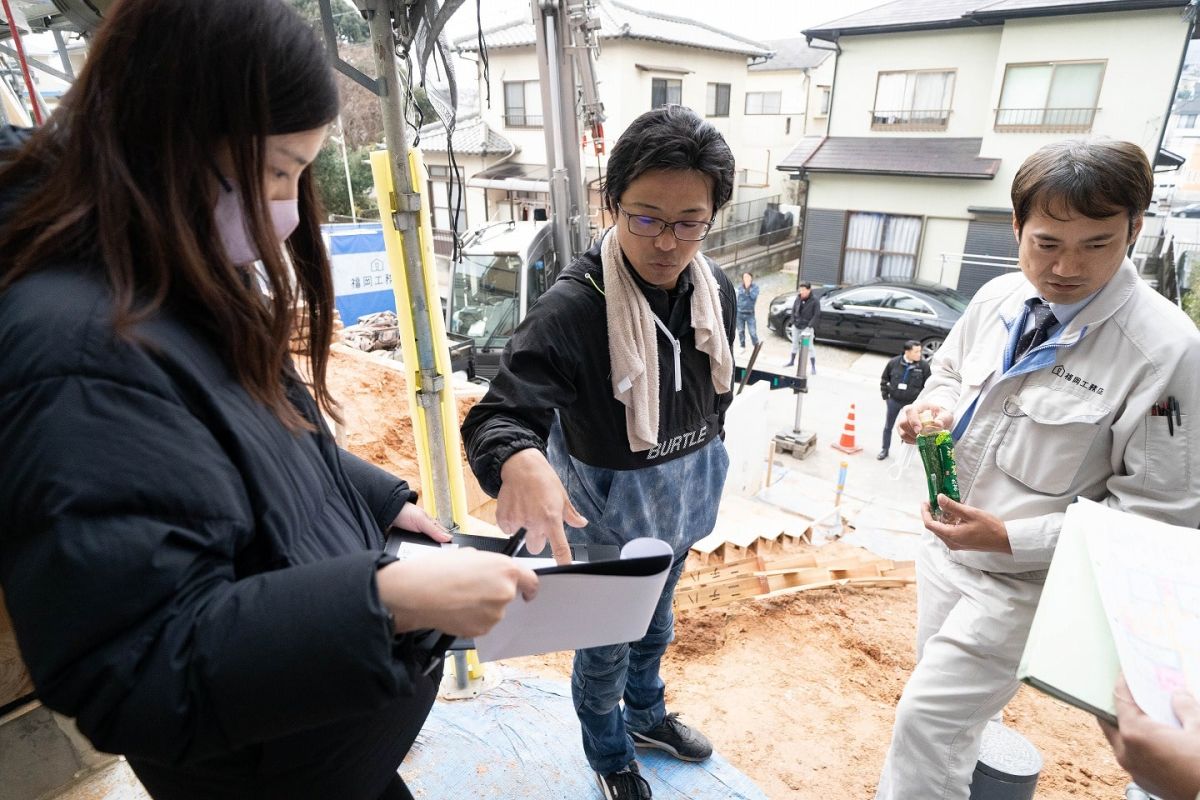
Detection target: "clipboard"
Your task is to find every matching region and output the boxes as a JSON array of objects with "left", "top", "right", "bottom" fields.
[
  {"left": 474, "top": 537, "right": 675, "bottom": 661},
  {"left": 384, "top": 532, "right": 671, "bottom": 660},
  {"left": 385, "top": 530, "right": 620, "bottom": 563},
  {"left": 1018, "top": 498, "right": 1199, "bottom": 727},
  {"left": 1017, "top": 506, "right": 1119, "bottom": 725}
]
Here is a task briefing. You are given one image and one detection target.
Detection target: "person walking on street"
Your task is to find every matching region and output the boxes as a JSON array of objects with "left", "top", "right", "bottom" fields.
[
  {"left": 878, "top": 340, "right": 929, "bottom": 460},
  {"left": 735, "top": 272, "right": 760, "bottom": 350},
  {"left": 784, "top": 281, "right": 819, "bottom": 371}
]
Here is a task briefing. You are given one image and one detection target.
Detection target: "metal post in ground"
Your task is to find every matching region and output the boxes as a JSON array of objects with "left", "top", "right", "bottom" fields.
[{"left": 774, "top": 327, "right": 816, "bottom": 458}]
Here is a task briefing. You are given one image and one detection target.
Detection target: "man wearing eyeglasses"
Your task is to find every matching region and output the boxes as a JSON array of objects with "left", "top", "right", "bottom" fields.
[{"left": 462, "top": 106, "right": 736, "bottom": 800}]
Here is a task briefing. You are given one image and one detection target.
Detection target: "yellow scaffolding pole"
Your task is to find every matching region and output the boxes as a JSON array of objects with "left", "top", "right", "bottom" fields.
[{"left": 370, "top": 148, "right": 468, "bottom": 527}]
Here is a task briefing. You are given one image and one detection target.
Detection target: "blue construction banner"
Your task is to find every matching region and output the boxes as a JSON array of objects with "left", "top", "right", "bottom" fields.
[{"left": 322, "top": 222, "right": 396, "bottom": 325}]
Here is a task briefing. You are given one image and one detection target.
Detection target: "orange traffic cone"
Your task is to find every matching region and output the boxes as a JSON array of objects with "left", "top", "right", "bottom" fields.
[{"left": 831, "top": 403, "right": 864, "bottom": 455}]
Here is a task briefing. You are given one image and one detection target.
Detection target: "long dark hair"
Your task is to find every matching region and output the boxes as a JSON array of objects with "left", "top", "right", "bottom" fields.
[{"left": 0, "top": 0, "right": 340, "bottom": 430}]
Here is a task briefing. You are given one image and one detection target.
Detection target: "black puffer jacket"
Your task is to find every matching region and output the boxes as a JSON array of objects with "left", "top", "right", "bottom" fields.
[
  {"left": 462, "top": 239, "right": 736, "bottom": 495},
  {"left": 792, "top": 292, "right": 819, "bottom": 330},
  {"left": 0, "top": 131, "right": 435, "bottom": 799}
]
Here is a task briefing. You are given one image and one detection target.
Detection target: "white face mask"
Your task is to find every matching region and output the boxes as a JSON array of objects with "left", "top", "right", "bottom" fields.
[{"left": 213, "top": 176, "right": 300, "bottom": 265}]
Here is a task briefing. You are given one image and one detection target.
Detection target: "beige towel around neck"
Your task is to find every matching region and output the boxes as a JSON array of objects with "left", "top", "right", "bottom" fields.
[{"left": 600, "top": 228, "right": 733, "bottom": 453}]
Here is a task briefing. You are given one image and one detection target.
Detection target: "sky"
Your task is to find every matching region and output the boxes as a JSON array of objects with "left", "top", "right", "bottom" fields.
[{"left": 441, "top": 0, "right": 887, "bottom": 44}]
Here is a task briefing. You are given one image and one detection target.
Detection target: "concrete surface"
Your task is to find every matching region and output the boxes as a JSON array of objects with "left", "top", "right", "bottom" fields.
[{"left": 733, "top": 266, "right": 928, "bottom": 562}]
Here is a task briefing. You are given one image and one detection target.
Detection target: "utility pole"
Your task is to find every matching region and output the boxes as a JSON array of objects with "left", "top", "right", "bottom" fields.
[
  {"left": 363, "top": 0, "right": 455, "bottom": 529},
  {"left": 531, "top": 0, "right": 604, "bottom": 260},
  {"left": 320, "top": 0, "right": 457, "bottom": 529}
]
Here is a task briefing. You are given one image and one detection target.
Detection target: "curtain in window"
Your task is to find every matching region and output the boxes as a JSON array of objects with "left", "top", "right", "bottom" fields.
[
  {"left": 998, "top": 65, "right": 1052, "bottom": 126},
  {"left": 1046, "top": 63, "right": 1103, "bottom": 127},
  {"left": 653, "top": 79, "right": 681, "bottom": 108},
  {"left": 844, "top": 213, "right": 920, "bottom": 282},
  {"left": 912, "top": 72, "right": 952, "bottom": 122},
  {"left": 844, "top": 212, "right": 885, "bottom": 284},
  {"left": 706, "top": 83, "right": 730, "bottom": 116},
  {"left": 504, "top": 82, "right": 524, "bottom": 124},
  {"left": 874, "top": 73, "right": 907, "bottom": 120},
  {"left": 879, "top": 215, "right": 920, "bottom": 279}
]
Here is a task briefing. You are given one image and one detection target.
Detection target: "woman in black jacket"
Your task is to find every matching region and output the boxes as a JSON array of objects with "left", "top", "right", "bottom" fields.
[{"left": 0, "top": 2, "right": 535, "bottom": 799}]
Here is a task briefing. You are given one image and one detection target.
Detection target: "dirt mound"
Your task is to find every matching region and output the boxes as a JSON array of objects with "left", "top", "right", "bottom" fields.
[
  {"left": 325, "top": 346, "right": 480, "bottom": 498},
  {"left": 326, "top": 351, "right": 1132, "bottom": 798},
  {"left": 508, "top": 579, "right": 1128, "bottom": 798}
]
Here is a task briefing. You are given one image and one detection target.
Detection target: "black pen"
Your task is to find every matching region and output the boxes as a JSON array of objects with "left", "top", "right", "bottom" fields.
[
  {"left": 420, "top": 528, "right": 528, "bottom": 677},
  {"left": 1167, "top": 396, "right": 1176, "bottom": 437}
]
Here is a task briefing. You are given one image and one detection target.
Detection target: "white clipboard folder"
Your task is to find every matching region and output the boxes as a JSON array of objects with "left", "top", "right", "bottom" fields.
[
  {"left": 474, "top": 538, "right": 675, "bottom": 662},
  {"left": 1018, "top": 498, "right": 1199, "bottom": 727}
]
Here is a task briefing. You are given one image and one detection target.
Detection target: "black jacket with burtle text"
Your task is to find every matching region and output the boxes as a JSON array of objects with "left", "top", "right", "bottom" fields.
[{"left": 462, "top": 238, "right": 736, "bottom": 495}]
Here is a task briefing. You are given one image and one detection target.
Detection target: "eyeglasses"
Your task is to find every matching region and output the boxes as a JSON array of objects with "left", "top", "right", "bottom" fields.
[{"left": 617, "top": 204, "right": 713, "bottom": 241}]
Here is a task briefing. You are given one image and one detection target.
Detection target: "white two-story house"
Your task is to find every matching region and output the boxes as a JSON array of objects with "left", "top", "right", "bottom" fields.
[
  {"left": 778, "top": 0, "right": 1193, "bottom": 296},
  {"left": 742, "top": 37, "right": 835, "bottom": 204},
  {"left": 416, "top": 0, "right": 772, "bottom": 235}
]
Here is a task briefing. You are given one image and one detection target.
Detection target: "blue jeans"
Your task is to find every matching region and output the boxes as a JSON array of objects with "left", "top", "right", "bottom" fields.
[
  {"left": 736, "top": 311, "right": 758, "bottom": 347},
  {"left": 547, "top": 422, "right": 729, "bottom": 773},
  {"left": 572, "top": 558, "right": 687, "bottom": 773}
]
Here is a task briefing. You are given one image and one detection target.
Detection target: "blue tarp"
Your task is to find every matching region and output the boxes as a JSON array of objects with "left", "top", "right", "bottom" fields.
[{"left": 401, "top": 674, "right": 768, "bottom": 799}]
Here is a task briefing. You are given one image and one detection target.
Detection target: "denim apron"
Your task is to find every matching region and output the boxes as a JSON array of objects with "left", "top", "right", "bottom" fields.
[{"left": 547, "top": 417, "right": 729, "bottom": 773}]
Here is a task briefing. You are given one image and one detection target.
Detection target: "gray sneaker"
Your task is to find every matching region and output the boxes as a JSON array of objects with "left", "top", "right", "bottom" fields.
[
  {"left": 631, "top": 712, "right": 712, "bottom": 761},
  {"left": 596, "top": 761, "right": 651, "bottom": 799}
]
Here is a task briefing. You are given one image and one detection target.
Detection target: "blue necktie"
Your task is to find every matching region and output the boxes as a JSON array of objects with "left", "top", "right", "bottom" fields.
[{"left": 1015, "top": 298, "right": 1057, "bottom": 360}]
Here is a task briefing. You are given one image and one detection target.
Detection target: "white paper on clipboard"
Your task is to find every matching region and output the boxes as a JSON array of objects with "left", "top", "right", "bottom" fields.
[{"left": 474, "top": 538, "right": 674, "bottom": 662}]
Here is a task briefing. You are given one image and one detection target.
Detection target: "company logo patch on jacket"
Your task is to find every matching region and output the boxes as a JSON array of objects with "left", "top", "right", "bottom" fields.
[{"left": 1051, "top": 365, "right": 1105, "bottom": 395}]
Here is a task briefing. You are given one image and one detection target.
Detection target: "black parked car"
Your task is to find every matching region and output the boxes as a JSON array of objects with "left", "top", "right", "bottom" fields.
[{"left": 766, "top": 279, "right": 969, "bottom": 359}]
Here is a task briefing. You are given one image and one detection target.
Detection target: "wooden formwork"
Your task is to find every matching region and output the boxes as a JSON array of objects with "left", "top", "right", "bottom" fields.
[{"left": 675, "top": 543, "right": 915, "bottom": 613}]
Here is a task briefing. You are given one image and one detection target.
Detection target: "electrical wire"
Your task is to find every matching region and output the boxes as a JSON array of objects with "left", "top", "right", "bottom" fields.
[{"left": 476, "top": 0, "right": 489, "bottom": 108}]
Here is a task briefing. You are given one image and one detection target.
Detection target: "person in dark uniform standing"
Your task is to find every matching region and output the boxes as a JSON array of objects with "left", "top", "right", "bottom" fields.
[{"left": 877, "top": 340, "right": 929, "bottom": 460}]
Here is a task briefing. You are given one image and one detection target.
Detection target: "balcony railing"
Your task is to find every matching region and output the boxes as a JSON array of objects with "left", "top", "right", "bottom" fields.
[
  {"left": 870, "top": 109, "right": 951, "bottom": 131},
  {"left": 503, "top": 113, "right": 543, "bottom": 128},
  {"left": 994, "top": 107, "right": 1097, "bottom": 133}
]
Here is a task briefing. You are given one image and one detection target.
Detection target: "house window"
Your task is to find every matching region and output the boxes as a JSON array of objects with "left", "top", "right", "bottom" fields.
[
  {"left": 427, "top": 165, "right": 466, "bottom": 234},
  {"left": 995, "top": 61, "right": 1104, "bottom": 132},
  {"left": 745, "top": 91, "right": 782, "bottom": 115},
  {"left": 871, "top": 70, "right": 955, "bottom": 131},
  {"left": 706, "top": 82, "right": 730, "bottom": 117},
  {"left": 817, "top": 86, "right": 831, "bottom": 116},
  {"left": 652, "top": 78, "right": 682, "bottom": 108},
  {"left": 842, "top": 212, "right": 921, "bottom": 283},
  {"left": 1182, "top": 114, "right": 1198, "bottom": 129},
  {"left": 503, "top": 81, "right": 543, "bottom": 128}
]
